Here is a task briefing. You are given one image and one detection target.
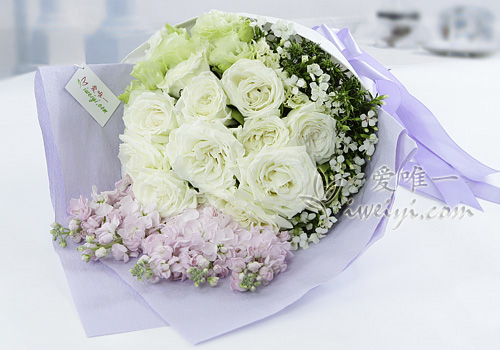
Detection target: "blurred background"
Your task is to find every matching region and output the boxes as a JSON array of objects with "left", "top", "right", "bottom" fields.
[{"left": 1, "top": 0, "right": 499, "bottom": 80}]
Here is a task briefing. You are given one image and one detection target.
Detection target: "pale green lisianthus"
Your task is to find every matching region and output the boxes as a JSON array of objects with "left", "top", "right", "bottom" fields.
[
  {"left": 190, "top": 10, "right": 259, "bottom": 73},
  {"left": 157, "top": 50, "right": 210, "bottom": 98},
  {"left": 191, "top": 10, "right": 246, "bottom": 41},
  {"left": 143, "top": 27, "right": 168, "bottom": 61},
  {"left": 149, "top": 27, "right": 198, "bottom": 70},
  {"left": 252, "top": 38, "right": 281, "bottom": 70},
  {"left": 208, "top": 33, "right": 256, "bottom": 73},
  {"left": 118, "top": 80, "right": 148, "bottom": 104},
  {"left": 120, "top": 26, "right": 198, "bottom": 102},
  {"left": 130, "top": 61, "right": 167, "bottom": 91}
]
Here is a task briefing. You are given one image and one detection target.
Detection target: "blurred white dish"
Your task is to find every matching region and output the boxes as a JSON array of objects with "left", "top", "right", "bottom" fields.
[{"left": 423, "top": 40, "right": 498, "bottom": 57}]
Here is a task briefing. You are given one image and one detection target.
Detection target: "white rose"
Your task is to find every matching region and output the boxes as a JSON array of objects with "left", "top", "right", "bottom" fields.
[
  {"left": 237, "top": 115, "right": 290, "bottom": 154},
  {"left": 157, "top": 50, "right": 210, "bottom": 98},
  {"left": 221, "top": 59, "right": 285, "bottom": 118},
  {"left": 284, "top": 102, "right": 337, "bottom": 164},
  {"left": 207, "top": 190, "right": 292, "bottom": 229},
  {"left": 166, "top": 120, "right": 245, "bottom": 197},
  {"left": 238, "top": 146, "right": 324, "bottom": 218},
  {"left": 123, "top": 90, "right": 178, "bottom": 143},
  {"left": 133, "top": 168, "right": 198, "bottom": 218},
  {"left": 176, "top": 71, "right": 232, "bottom": 125},
  {"left": 118, "top": 132, "right": 167, "bottom": 180}
]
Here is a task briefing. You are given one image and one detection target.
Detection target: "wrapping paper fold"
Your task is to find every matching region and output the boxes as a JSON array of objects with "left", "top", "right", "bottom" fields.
[
  {"left": 35, "top": 28, "right": 499, "bottom": 344},
  {"left": 36, "top": 64, "right": 170, "bottom": 335}
]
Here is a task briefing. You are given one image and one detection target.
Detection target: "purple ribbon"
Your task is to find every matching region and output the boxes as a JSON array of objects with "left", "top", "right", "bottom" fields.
[{"left": 314, "top": 25, "right": 500, "bottom": 210}]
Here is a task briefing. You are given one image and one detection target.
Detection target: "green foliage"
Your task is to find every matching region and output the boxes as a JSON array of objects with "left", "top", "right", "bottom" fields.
[{"left": 267, "top": 32, "right": 385, "bottom": 246}]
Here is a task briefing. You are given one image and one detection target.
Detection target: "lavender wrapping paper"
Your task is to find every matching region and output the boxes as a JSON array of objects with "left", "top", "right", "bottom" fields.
[
  {"left": 36, "top": 26, "right": 498, "bottom": 343},
  {"left": 36, "top": 62, "right": 416, "bottom": 343},
  {"left": 36, "top": 64, "right": 169, "bottom": 335}
]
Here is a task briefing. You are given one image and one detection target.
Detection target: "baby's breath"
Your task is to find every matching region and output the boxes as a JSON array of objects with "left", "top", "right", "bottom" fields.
[{"left": 265, "top": 20, "right": 385, "bottom": 249}]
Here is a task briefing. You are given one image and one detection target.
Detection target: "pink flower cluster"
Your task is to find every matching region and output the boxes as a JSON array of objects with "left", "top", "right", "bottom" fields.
[
  {"left": 67, "top": 177, "right": 161, "bottom": 263},
  {"left": 64, "top": 177, "right": 292, "bottom": 291},
  {"left": 136, "top": 206, "right": 292, "bottom": 291}
]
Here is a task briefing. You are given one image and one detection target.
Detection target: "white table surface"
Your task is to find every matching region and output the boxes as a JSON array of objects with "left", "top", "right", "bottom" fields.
[{"left": 1, "top": 45, "right": 500, "bottom": 350}]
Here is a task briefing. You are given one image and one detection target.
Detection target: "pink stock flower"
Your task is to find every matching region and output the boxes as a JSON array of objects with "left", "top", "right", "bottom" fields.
[
  {"left": 142, "top": 233, "right": 168, "bottom": 255},
  {"left": 229, "top": 271, "right": 245, "bottom": 292},
  {"left": 258, "top": 265, "right": 274, "bottom": 283},
  {"left": 118, "top": 195, "right": 141, "bottom": 217},
  {"left": 68, "top": 219, "right": 80, "bottom": 231},
  {"left": 111, "top": 243, "right": 129, "bottom": 262},
  {"left": 68, "top": 196, "right": 92, "bottom": 221},
  {"left": 94, "top": 202, "right": 114, "bottom": 217},
  {"left": 137, "top": 205, "right": 292, "bottom": 290},
  {"left": 213, "top": 260, "right": 230, "bottom": 278},
  {"left": 90, "top": 185, "right": 108, "bottom": 204},
  {"left": 67, "top": 176, "right": 292, "bottom": 291},
  {"left": 80, "top": 215, "right": 101, "bottom": 235},
  {"left": 95, "top": 216, "right": 120, "bottom": 244}
]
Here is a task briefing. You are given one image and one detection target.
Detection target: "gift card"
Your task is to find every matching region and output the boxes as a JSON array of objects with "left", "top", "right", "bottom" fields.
[{"left": 65, "top": 64, "right": 121, "bottom": 127}]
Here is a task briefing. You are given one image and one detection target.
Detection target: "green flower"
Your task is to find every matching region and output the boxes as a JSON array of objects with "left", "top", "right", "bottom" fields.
[
  {"left": 131, "top": 61, "right": 166, "bottom": 90},
  {"left": 191, "top": 10, "right": 245, "bottom": 41},
  {"left": 208, "top": 33, "right": 255, "bottom": 73},
  {"left": 238, "top": 20, "right": 255, "bottom": 43},
  {"left": 150, "top": 28, "right": 198, "bottom": 69},
  {"left": 118, "top": 80, "right": 148, "bottom": 104}
]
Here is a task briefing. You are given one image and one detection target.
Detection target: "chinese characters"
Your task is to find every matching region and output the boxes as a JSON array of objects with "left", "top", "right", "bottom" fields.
[{"left": 372, "top": 165, "right": 458, "bottom": 192}]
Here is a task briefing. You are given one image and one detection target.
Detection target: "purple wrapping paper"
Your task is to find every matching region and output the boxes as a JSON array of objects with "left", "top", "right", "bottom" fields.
[
  {"left": 36, "top": 64, "right": 169, "bottom": 334},
  {"left": 36, "top": 63, "right": 415, "bottom": 343},
  {"left": 35, "top": 28, "right": 499, "bottom": 344}
]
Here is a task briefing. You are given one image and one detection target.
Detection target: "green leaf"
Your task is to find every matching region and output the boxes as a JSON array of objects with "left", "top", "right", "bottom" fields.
[{"left": 230, "top": 108, "right": 245, "bottom": 125}]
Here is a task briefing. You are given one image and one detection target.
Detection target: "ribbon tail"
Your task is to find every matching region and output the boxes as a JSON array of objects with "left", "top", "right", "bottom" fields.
[
  {"left": 413, "top": 141, "right": 483, "bottom": 210},
  {"left": 314, "top": 25, "right": 500, "bottom": 208},
  {"left": 465, "top": 179, "right": 500, "bottom": 204},
  {"left": 396, "top": 93, "right": 498, "bottom": 181}
]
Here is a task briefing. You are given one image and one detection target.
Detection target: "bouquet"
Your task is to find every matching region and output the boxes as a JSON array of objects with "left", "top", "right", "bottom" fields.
[
  {"left": 36, "top": 10, "right": 499, "bottom": 343},
  {"left": 50, "top": 10, "right": 385, "bottom": 292}
]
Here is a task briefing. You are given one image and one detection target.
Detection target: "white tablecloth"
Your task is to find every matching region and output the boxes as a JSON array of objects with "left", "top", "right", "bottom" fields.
[{"left": 1, "top": 46, "right": 500, "bottom": 350}]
